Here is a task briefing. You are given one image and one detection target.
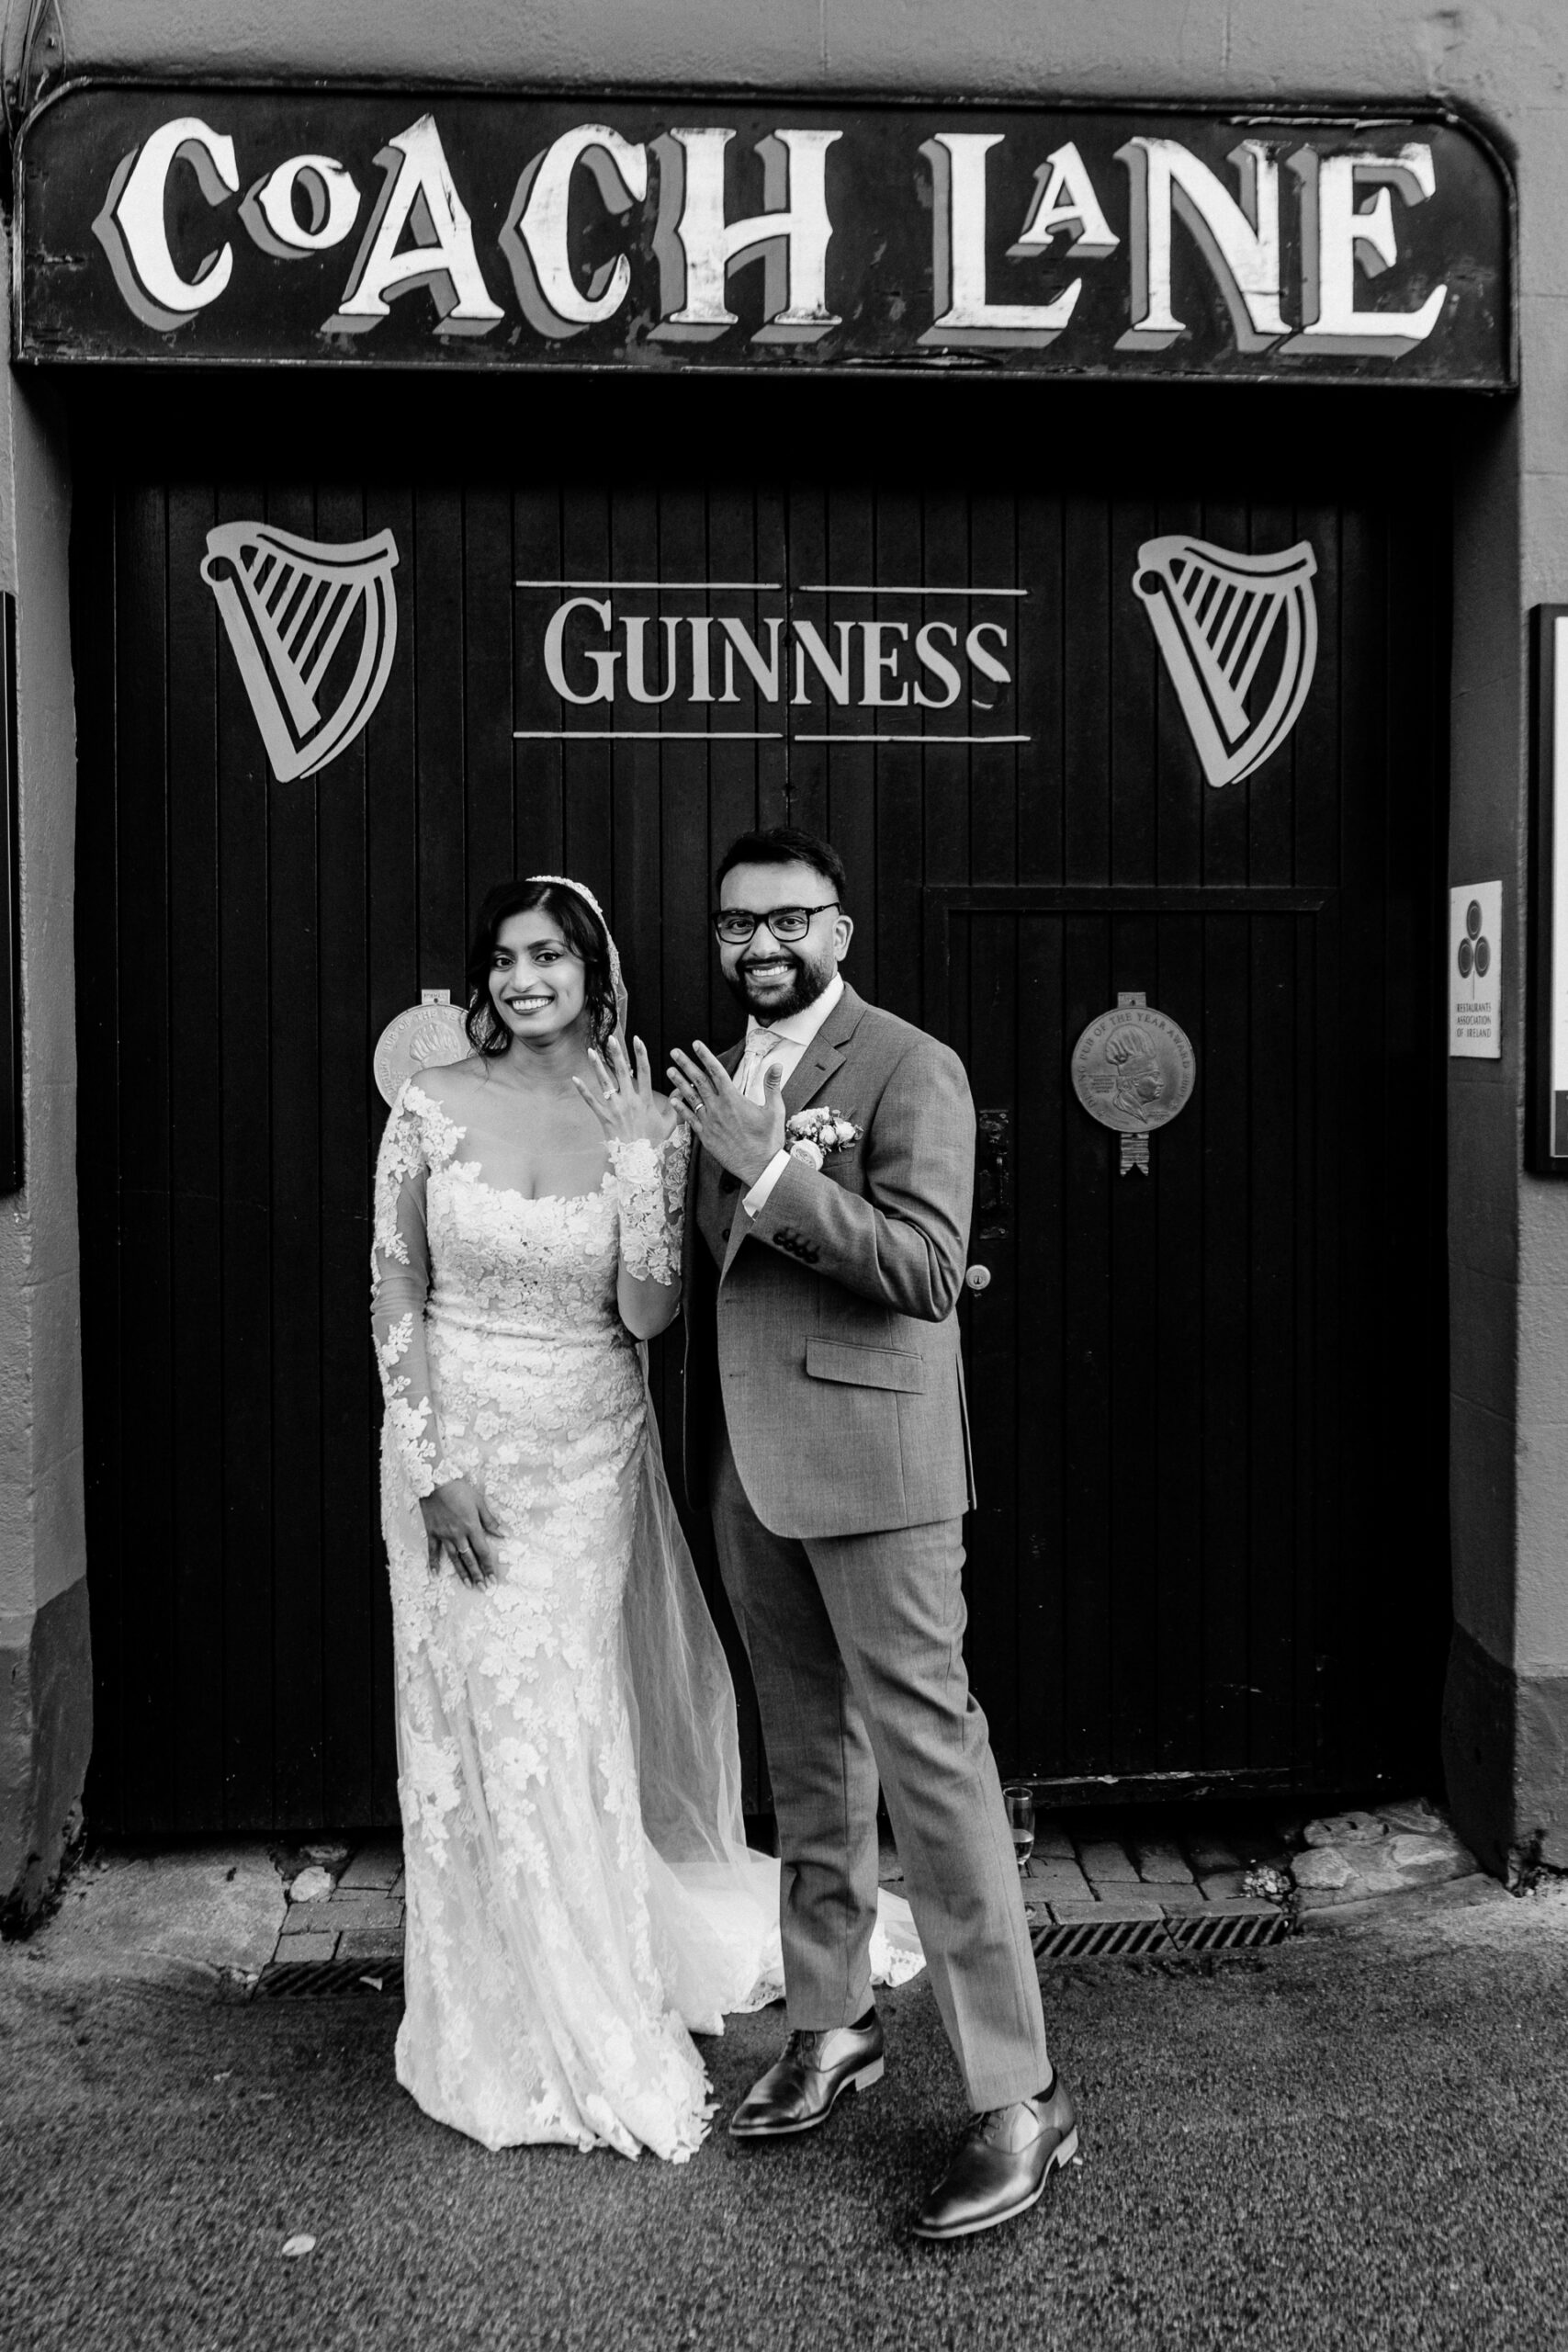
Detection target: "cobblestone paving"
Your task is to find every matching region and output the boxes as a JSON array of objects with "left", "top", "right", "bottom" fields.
[
  {"left": 271, "top": 1839, "right": 404, "bottom": 1968},
  {"left": 264, "top": 1815, "right": 1296, "bottom": 1970}
]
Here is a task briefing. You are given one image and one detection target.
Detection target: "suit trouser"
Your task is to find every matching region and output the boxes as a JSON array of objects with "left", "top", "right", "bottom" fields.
[{"left": 709, "top": 1419, "right": 1051, "bottom": 2112}]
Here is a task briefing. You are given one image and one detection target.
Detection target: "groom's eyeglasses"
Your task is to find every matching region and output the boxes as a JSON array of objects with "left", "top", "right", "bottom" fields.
[{"left": 711, "top": 902, "right": 841, "bottom": 946}]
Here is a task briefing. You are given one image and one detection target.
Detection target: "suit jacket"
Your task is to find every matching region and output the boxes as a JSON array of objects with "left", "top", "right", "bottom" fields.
[{"left": 681, "top": 982, "right": 977, "bottom": 1539}]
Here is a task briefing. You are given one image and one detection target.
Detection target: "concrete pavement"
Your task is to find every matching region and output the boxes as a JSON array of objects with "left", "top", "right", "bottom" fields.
[{"left": 4, "top": 1871, "right": 1566, "bottom": 2349}]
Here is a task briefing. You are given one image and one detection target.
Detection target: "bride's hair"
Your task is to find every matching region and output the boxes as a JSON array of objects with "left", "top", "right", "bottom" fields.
[{"left": 464, "top": 878, "right": 618, "bottom": 1057}]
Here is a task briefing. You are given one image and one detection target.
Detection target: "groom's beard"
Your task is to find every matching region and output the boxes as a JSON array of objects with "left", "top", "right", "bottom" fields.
[{"left": 725, "top": 944, "right": 835, "bottom": 1023}]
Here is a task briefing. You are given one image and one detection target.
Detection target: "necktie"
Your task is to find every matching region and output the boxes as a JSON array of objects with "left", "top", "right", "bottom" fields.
[{"left": 739, "top": 1027, "right": 785, "bottom": 1103}]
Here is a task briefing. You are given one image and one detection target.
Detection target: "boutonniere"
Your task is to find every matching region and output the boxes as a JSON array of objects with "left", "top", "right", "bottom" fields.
[{"left": 784, "top": 1107, "right": 862, "bottom": 1170}]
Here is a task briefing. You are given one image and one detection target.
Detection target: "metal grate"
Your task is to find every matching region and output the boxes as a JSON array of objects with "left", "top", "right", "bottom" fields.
[
  {"left": 1032, "top": 1908, "right": 1290, "bottom": 1962},
  {"left": 254, "top": 1915, "right": 1288, "bottom": 1994},
  {"left": 254, "top": 1957, "right": 405, "bottom": 1999}
]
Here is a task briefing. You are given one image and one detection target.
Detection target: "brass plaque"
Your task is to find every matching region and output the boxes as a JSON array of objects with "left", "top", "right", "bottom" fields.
[
  {"left": 1070, "top": 992, "right": 1196, "bottom": 1174},
  {"left": 373, "top": 998, "right": 470, "bottom": 1106}
]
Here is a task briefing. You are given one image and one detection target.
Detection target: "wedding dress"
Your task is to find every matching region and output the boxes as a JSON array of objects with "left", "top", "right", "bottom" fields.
[{"left": 371, "top": 1075, "right": 921, "bottom": 2161}]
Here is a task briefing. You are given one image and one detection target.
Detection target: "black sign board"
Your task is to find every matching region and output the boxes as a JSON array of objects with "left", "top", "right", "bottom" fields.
[{"left": 17, "top": 85, "right": 1512, "bottom": 387}]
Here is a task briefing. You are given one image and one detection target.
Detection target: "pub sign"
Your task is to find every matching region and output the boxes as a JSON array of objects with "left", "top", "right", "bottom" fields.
[{"left": 16, "top": 86, "right": 1511, "bottom": 386}]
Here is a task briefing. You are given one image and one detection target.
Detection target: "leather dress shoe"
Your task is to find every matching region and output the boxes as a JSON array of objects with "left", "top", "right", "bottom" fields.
[
  {"left": 728, "top": 2012, "right": 885, "bottom": 2138},
  {"left": 911, "top": 2076, "right": 1078, "bottom": 2240}
]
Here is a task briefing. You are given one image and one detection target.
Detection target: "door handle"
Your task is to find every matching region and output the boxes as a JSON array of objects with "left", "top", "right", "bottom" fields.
[{"left": 964, "top": 1264, "right": 993, "bottom": 1294}]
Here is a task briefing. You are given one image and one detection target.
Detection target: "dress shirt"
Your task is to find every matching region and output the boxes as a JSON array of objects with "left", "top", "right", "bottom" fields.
[{"left": 737, "top": 970, "right": 844, "bottom": 1219}]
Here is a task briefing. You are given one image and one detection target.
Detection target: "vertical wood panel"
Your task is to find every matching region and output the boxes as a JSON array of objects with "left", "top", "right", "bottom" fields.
[
  {"left": 964, "top": 916, "right": 1019, "bottom": 1757},
  {"left": 317, "top": 484, "right": 379, "bottom": 1826},
  {"left": 702, "top": 487, "right": 760, "bottom": 1041},
  {"left": 362, "top": 481, "right": 417, "bottom": 1811},
  {"left": 1106, "top": 912, "right": 1161, "bottom": 1772},
  {"left": 1151, "top": 915, "right": 1204, "bottom": 1770},
  {"left": 824, "top": 484, "right": 876, "bottom": 993},
  {"left": 76, "top": 481, "right": 124, "bottom": 1829},
  {"left": 214, "top": 472, "right": 276, "bottom": 1829},
  {"left": 868, "top": 490, "right": 922, "bottom": 1022},
  {"left": 1018, "top": 490, "right": 1064, "bottom": 888},
  {"left": 1064, "top": 497, "right": 1111, "bottom": 888},
  {"left": 265, "top": 483, "right": 325, "bottom": 1828},
  {"left": 512, "top": 484, "right": 564, "bottom": 876},
  {"left": 165, "top": 482, "right": 225, "bottom": 1826},
  {"left": 1061, "top": 913, "right": 1113, "bottom": 1773},
  {"left": 1013, "top": 911, "right": 1066, "bottom": 1773},
  {"left": 558, "top": 488, "right": 614, "bottom": 904},
  {"left": 1153, "top": 494, "right": 1206, "bottom": 889},
  {"left": 755, "top": 486, "right": 791, "bottom": 836},
  {"left": 1246, "top": 909, "right": 1298, "bottom": 1768},
  {"left": 464, "top": 486, "right": 516, "bottom": 910},
  {"left": 1198, "top": 911, "right": 1252, "bottom": 1770},
  {"left": 115, "top": 484, "right": 175, "bottom": 1831},
  {"left": 1334, "top": 502, "right": 1391, "bottom": 1782}
]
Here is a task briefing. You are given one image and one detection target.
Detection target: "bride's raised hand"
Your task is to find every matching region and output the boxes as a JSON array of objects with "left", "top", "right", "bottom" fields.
[{"left": 572, "top": 1035, "right": 671, "bottom": 1149}]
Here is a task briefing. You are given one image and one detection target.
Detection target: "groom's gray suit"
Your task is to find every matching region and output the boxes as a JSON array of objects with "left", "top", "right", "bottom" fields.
[{"left": 682, "top": 982, "right": 1050, "bottom": 2110}]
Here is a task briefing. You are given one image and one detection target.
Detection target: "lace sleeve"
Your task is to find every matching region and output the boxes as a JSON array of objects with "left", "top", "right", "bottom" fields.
[
  {"left": 371, "top": 1083, "right": 465, "bottom": 1498},
  {"left": 610, "top": 1124, "right": 691, "bottom": 1287}
]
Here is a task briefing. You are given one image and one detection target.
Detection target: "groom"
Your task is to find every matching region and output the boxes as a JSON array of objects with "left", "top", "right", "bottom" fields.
[{"left": 668, "top": 826, "right": 1077, "bottom": 2243}]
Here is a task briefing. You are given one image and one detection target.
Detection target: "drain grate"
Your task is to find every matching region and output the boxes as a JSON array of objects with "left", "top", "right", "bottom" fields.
[
  {"left": 254, "top": 1957, "right": 405, "bottom": 1999},
  {"left": 254, "top": 1913, "right": 1286, "bottom": 1994},
  {"left": 1032, "top": 1908, "right": 1289, "bottom": 1962}
]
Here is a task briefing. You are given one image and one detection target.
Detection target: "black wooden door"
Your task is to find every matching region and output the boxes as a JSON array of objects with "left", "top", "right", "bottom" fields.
[{"left": 72, "top": 376, "right": 1448, "bottom": 1831}]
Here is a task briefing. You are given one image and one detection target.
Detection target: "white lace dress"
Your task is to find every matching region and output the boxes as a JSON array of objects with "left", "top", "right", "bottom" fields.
[{"left": 371, "top": 1082, "right": 924, "bottom": 2162}]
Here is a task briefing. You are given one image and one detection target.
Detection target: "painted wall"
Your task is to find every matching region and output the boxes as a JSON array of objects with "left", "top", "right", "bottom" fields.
[
  {"left": 0, "top": 209, "right": 86, "bottom": 1923},
  {"left": 22, "top": 0, "right": 1568, "bottom": 108},
  {"left": 5, "top": 0, "right": 1568, "bottom": 1896}
]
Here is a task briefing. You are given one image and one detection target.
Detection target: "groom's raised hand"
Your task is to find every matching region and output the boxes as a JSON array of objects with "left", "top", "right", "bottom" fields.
[{"left": 667, "top": 1043, "right": 785, "bottom": 1187}]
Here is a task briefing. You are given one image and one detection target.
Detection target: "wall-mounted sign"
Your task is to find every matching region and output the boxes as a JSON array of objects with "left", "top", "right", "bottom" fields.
[
  {"left": 374, "top": 994, "right": 469, "bottom": 1106},
  {"left": 200, "top": 522, "right": 1324, "bottom": 789},
  {"left": 199, "top": 520, "right": 400, "bottom": 781},
  {"left": 16, "top": 87, "right": 1512, "bottom": 386},
  {"left": 1531, "top": 613, "right": 1568, "bottom": 1170},
  {"left": 198, "top": 515, "right": 1328, "bottom": 785},
  {"left": 1071, "top": 992, "right": 1197, "bottom": 1174},
  {"left": 1134, "top": 534, "right": 1318, "bottom": 786},
  {"left": 1450, "top": 881, "right": 1501, "bottom": 1060}
]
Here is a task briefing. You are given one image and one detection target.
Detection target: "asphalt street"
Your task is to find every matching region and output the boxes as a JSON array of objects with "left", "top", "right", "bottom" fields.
[{"left": 5, "top": 1882, "right": 1568, "bottom": 2352}]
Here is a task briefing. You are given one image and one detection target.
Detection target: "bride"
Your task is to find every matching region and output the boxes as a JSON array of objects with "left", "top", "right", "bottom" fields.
[{"left": 370, "top": 876, "right": 917, "bottom": 2161}]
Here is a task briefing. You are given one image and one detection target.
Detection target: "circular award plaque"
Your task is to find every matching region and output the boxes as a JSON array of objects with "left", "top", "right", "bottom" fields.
[
  {"left": 1070, "top": 999, "right": 1196, "bottom": 1138},
  {"left": 373, "top": 1001, "right": 472, "bottom": 1106}
]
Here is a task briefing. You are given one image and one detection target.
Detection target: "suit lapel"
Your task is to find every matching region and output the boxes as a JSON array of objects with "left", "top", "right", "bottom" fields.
[
  {"left": 782, "top": 1033, "right": 846, "bottom": 1117},
  {"left": 719, "top": 985, "right": 868, "bottom": 1281},
  {"left": 783, "top": 983, "right": 865, "bottom": 1114}
]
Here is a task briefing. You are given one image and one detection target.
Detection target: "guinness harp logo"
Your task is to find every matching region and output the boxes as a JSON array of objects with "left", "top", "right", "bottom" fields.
[
  {"left": 200, "top": 522, "right": 400, "bottom": 781},
  {"left": 1134, "top": 535, "right": 1318, "bottom": 789}
]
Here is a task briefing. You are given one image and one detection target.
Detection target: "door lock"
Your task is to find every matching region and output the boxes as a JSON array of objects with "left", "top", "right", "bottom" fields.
[{"left": 964, "top": 1264, "right": 992, "bottom": 1293}]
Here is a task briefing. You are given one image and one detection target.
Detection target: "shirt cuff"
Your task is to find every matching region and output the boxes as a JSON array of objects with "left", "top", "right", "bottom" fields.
[{"left": 742, "top": 1148, "right": 793, "bottom": 1219}]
